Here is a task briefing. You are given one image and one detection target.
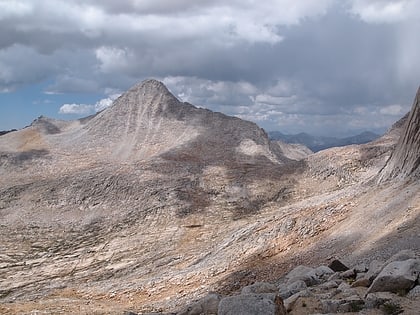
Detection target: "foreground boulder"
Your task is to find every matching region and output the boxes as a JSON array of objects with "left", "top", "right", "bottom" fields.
[
  {"left": 218, "top": 293, "right": 286, "bottom": 315},
  {"left": 285, "top": 265, "right": 319, "bottom": 286},
  {"left": 177, "top": 293, "right": 222, "bottom": 315},
  {"left": 175, "top": 254, "right": 420, "bottom": 315},
  {"left": 367, "top": 259, "right": 419, "bottom": 294},
  {"left": 241, "top": 282, "right": 278, "bottom": 295}
]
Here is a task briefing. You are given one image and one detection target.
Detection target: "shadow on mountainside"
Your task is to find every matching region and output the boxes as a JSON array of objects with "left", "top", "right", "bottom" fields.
[
  {"left": 212, "top": 180, "right": 419, "bottom": 295},
  {"left": 152, "top": 135, "right": 308, "bottom": 218},
  {"left": 0, "top": 149, "right": 50, "bottom": 166}
]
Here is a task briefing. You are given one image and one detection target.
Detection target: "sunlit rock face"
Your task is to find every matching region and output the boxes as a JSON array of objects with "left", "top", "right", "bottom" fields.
[{"left": 379, "top": 87, "right": 420, "bottom": 181}]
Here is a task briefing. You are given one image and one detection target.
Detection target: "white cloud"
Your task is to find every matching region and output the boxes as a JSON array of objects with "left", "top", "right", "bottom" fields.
[
  {"left": 348, "top": 0, "right": 419, "bottom": 23},
  {"left": 95, "top": 46, "right": 133, "bottom": 73},
  {"left": 59, "top": 103, "right": 92, "bottom": 115},
  {"left": 379, "top": 104, "right": 405, "bottom": 115},
  {"left": 1, "top": 0, "right": 419, "bottom": 136},
  {"left": 94, "top": 94, "right": 121, "bottom": 111},
  {"left": 0, "top": 1, "right": 32, "bottom": 19},
  {"left": 0, "top": 44, "right": 58, "bottom": 91},
  {"left": 59, "top": 94, "right": 121, "bottom": 115},
  {"left": 162, "top": 76, "right": 258, "bottom": 106}
]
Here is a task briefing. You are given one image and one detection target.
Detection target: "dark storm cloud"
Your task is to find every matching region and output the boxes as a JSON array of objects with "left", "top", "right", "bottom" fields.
[{"left": 1, "top": 0, "right": 419, "bottom": 135}]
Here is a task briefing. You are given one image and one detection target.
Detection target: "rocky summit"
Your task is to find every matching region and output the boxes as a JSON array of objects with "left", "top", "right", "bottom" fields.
[{"left": 0, "top": 80, "right": 419, "bottom": 314}]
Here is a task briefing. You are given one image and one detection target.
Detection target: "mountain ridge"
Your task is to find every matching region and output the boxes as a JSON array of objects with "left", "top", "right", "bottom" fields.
[
  {"left": 269, "top": 130, "right": 380, "bottom": 152},
  {"left": 0, "top": 80, "right": 418, "bottom": 314}
]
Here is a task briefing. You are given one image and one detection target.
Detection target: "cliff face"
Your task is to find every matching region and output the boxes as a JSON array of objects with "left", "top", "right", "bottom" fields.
[{"left": 379, "top": 87, "right": 420, "bottom": 181}]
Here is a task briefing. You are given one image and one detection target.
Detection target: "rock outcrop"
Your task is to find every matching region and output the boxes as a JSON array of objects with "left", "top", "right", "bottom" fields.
[
  {"left": 176, "top": 250, "right": 419, "bottom": 315},
  {"left": 379, "top": 87, "right": 420, "bottom": 181},
  {"left": 218, "top": 293, "right": 286, "bottom": 315},
  {"left": 367, "top": 259, "right": 419, "bottom": 294}
]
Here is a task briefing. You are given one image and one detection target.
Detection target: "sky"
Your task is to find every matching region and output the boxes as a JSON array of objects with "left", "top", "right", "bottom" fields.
[{"left": 1, "top": 0, "right": 420, "bottom": 137}]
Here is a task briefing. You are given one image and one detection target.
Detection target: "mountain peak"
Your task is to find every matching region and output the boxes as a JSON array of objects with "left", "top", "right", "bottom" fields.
[{"left": 126, "top": 79, "right": 173, "bottom": 97}]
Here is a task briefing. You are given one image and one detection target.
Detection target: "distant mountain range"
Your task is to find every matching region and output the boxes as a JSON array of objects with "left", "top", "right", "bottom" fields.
[{"left": 268, "top": 130, "right": 380, "bottom": 152}]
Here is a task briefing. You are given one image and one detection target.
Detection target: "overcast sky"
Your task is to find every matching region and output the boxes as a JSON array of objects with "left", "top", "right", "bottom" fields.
[{"left": 1, "top": 0, "right": 419, "bottom": 136}]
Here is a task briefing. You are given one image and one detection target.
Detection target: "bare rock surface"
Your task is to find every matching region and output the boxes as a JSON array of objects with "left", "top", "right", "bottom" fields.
[
  {"left": 0, "top": 80, "right": 419, "bottom": 314},
  {"left": 218, "top": 293, "right": 286, "bottom": 315},
  {"left": 379, "top": 87, "right": 420, "bottom": 180},
  {"left": 186, "top": 255, "right": 419, "bottom": 315},
  {"left": 367, "top": 259, "right": 419, "bottom": 294}
]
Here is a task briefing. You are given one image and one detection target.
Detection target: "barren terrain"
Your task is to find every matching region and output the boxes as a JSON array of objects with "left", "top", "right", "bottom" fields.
[{"left": 0, "top": 80, "right": 418, "bottom": 314}]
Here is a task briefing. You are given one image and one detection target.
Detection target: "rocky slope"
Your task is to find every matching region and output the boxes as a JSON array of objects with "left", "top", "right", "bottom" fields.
[
  {"left": 0, "top": 80, "right": 418, "bottom": 314},
  {"left": 379, "top": 87, "right": 420, "bottom": 181},
  {"left": 177, "top": 250, "right": 420, "bottom": 315}
]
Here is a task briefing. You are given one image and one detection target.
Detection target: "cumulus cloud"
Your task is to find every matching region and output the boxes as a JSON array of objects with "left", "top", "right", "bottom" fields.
[
  {"left": 59, "top": 94, "right": 120, "bottom": 115},
  {"left": 94, "top": 94, "right": 121, "bottom": 111},
  {"left": 1, "top": 0, "right": 420, "bottom": 135},
  {"left": 59, "top": 103, "right": 92, "bottom": 115},
  {"left": 379, "top": 104, "right": 405, "bottom": 116},
  {"left": 348, "top": 0, "right": 420, "bottom": 23}
]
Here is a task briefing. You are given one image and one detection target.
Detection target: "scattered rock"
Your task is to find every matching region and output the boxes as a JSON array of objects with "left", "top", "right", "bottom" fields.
[
  {"left": 328, "top": 259, "right": 349, "bottom": 272},
  {"left": 285, "top": 265, "right": 319, "bottom": 286},
  {"left": 177, "top": 293, "right": 222, "bottom": 315},
  {"left": 385, "top": 249, "right": 418, "bottom": 265},
  {"left": 337, "top": 282, "right": 351, "bottom": 292},
  {"left": 367, "top": 259, "right": 419, "bottom": 294},
  {"left": 283, "top": 290, "right": 312, "bottom": 312},
  {"left": 351, "top": 277, "right": 371, "bottom": 288},
  {"left": 241, "top": 282, "right": 278, "bottom": 295},
  {"left": 341, "top": 268, "right": 356, "bottom": 279},
  {"left": 355, "top": 271, "right": 367, "bottom": 280},
  {"left": 322, "top": 295, "right": 365, "bottom": 313},
  {"left": 353, "top": 263, "right": 368, "bottom": 273},
  {"left": 365, "top": 292, "right": 391, "bottom": 309},
  {"left": 327, "top": 272, "right": 342, "bottom": 281},
  {"left": 321, "top": 299, "right": 341, "bottom": 313},
  {"left": 314, "top": 265, "right": 334, "bottom": 280},
  {"left": 365, "top": 260, "right": 384, "bottom": 282},
  {"left": 318, "top": 280, "right": 339, "bottom": 290},
  {"left": 279, "top": 280, "right": 307, "bottom": 299},
  {"left": 170, "top": 255, "right": 418, "bottom": 314},
  {"left": 407, "top": 285, "right": 420, "bottom": 299},
  {"left": 218, "top": 293, "right": 286, "bottom": 315}
]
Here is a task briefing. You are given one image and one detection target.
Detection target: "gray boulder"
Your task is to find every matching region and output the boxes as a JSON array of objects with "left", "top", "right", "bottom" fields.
[
  {"left": 283, "top": 289, "right": 312, "bottom": 312},
  {"left": 285, "top": 265, "right": 319, "bottom": 286},
  {"left": 177, "top": 293, "right": 221, "bottom": 315},
  {"left": 340, "top": 268, "right": 356, "bottom": 279},
  {"left": 367, "top": 259, "right": 419, "bottom": 294},
  {"left": 365, "top": 260, "right": 384, "bottom": 282},
  {"left": 218, "top": 293, "right": 286, "bottom": 315},
  {"left": 314, "top": 265, "right": 334, "bottom": 280},
  {"left": 351, "top": 277, "right": 370, "bottom": 288},
  {"left": 318, "top": 280, "right": 339, "bottom": 290},
  {"left": 385, "top": 249, "right": 418, "bottom": 265},
  {"left": 279, "top": 280, "right": 307, "bottom": 299},
  {"left": 322, "top": 295, "right": 364, "bottom": 313},
  {"left": 365, "top": 292, "right": 394, "bottom": 309},
  {"left": 241, "top": 282, "right": 278, "bottom": 295},
  {"left": 407, "top": 285, "right": 420, "bottom": 299}
]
